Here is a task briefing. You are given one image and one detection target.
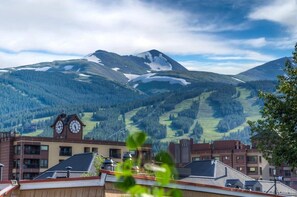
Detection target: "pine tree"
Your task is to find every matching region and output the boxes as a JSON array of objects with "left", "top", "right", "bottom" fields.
[{"left": 249, "top": 43, "right": 297, "bottom": 167}]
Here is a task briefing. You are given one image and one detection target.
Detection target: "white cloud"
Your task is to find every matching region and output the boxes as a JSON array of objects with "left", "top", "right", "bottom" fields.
[
  {"left": 0, "top": 51, "right": 80, "bottom": 68},
  {"left": 180, "top": 60, "right": 266, "bottom": 75},
  {"left": 248, "top": 0, "right": 297, "bottom": 49},
  {"left": 248, "top": 0, "right": 297, "bottom": 28},
  {"left": 229, "top": 37, "right": 267, "bottom": 48},
  {"left": 0, "top": 0, "right": 284, "bottom": 70}
]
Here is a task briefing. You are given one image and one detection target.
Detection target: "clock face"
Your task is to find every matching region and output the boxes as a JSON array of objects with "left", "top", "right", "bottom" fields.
[
  {"left": 69, "top": 120, "right": 81, "bottom": 133},
  {"left": 55, "top": 120, "right": 64, "bottom": 134}
]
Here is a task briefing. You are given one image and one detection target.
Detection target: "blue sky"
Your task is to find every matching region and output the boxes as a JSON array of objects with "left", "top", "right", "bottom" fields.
[{"left": 0, "top": 0, "right": 296, "bottom": 74}]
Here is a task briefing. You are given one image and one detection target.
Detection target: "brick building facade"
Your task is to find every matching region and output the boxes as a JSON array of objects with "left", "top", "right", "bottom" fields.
[
  {"left": 169, "top": 139, "right": 297, "bottom": 189},
  {"left": 0, "top": 114, "right": 151, "bottom": 180}
]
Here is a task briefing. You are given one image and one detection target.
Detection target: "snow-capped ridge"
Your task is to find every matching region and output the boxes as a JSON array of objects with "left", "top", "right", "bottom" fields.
[
  {"left": 136, "top": 50, "right": 173, "bottom": 71},
  {"left": 84, "top": 54, "right": 104, "bottom": 66}
]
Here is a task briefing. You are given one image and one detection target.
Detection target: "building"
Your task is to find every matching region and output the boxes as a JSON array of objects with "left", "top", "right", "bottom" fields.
[
  {"left": 178, "top": 160, "right": 297, "bottom": 196},
  {"left": 0, "top": 170, "right": 285, "bottom": 197},
  {"left": 169, "top": 139, "right": 297, "bottom": 190},
  {"left": 0, "top": 113, "right": 151, "bottom": 181}
]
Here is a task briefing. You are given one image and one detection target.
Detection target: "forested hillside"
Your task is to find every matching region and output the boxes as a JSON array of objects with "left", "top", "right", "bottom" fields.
[
  {"left": 0, "top": 70, "right": 142, "bottom": 132},
  {"left": 0, "top": 49, "right": 285, "bottom": 149}
]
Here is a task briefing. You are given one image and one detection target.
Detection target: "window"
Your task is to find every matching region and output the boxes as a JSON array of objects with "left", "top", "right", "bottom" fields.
[
  {"left": 84, "top": 147, "right": 90, "bottom": 153},
  {"left": 130, "top": 150, "right": 136, "bottom": 157},
  {"left": 222, "top": 156, "right": 230, "bottom": 160},
  {"left": 269, "top": 168, "right": 276, "bottom": 176},
  {"left": 235, "top": 155, "right": 244, "bottom": 163},
  {"left": 213, "top": 156, "right": 220, "bottom": 160},
  {"left": 202, "top": 156, "right": 211, "bottom": 160},
  {"left": 142, "top": 150, "right": 150, "bottom": 161},
  {"left": 247, "top": 167, "right": 258, "bottom": 174},
  {"left": 109, "top": 149, "right": 121, "bottom": 159},
  {"left": 285, "top": 170, "right": 291, "bottom": 177},
  {"left": 40, "top": 159, "right": 48, "bottom": 168},
  {"left": 24, "top": 145, "right": 40, "bottom": 155},
  {"left": 259, "top": 156, "right": 262, "bottom": 163},
  {"left": 14, "top": 145, "right": 21, "bottom": 155},
  {"left": 23, "top": 159, "right": 39, "bottom": 169},
  {"left": 13, "top": 159, "right": 20, "bottom": 168},
  {"left": 247, "top": 156, "right": 258, "bottom": 163},
  {"left": 260, "top": 167, "right": 262, "bottom": 175},
  {"left": 59, "top": 146, "right": 72, "bottom": 156},
  {"left": 92, "top": 147, "right": 98, "bottom": 153},
  {"left": 236, "top": 156, "right": 243, "bottom": 160},
  {"left": 192, "top": 157, "right": 200, "bottom": 161},
  {"left": 40, "top": 145, "right": 48, "bottom": 151}
]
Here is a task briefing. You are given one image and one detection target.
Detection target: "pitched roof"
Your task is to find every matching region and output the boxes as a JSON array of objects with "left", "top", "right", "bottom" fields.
[
  {"left": 34, "top": 152, "right": 96, "bottom": 180},
  {"left": 179, "top": 160, "right": 297, "bottom": 196},
  {"left": 183, "top": 160, "right": 215, "bottom": 177}
]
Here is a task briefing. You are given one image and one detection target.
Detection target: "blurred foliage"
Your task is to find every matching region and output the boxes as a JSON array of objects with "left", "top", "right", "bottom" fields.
[{"left": 116, "top": 131, "right": 181, "bottom": 197}]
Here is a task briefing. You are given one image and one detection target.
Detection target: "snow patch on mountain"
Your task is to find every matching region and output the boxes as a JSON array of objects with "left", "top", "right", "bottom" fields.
[
  {"left": 123, "top": 73, "right": 140, "bottom": 80},
  {"left": 17, "top": 67, "right": 51, "bottom": 72},
  {"left": 0, "top": 70, "right": 9, "bottom": 73},
  {"left": 79, "top": 73, "right": 90, "bottom": 77},
  {"left": 64, "top": 65, "right": 73, "bottom": 71},
  {"left": 35, "top": 67, "right": 51, "bottom": 71},
  {"left": 131, "top": 73, "right": 190, "bottom": 86},
  {"left": 112, "top": 67, "right": 120, "bottom": 71},
  {"left": 85, "top": 55, "right": 104, "bottom": 65},
  {"left": 137, "top": 52, "right": 172, "bottom": 71},
  {"left": 17, "top": 67, "right": 36, "bottom": 71},
  {"left": 231, "top": 77, "right": 245, "bottom": 83}
]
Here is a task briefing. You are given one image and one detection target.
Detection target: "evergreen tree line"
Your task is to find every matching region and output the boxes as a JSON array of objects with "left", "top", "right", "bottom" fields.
[
  {"left": 207, "top": 86, "right": 245, "bottom": 133},
  {"left": 170, "top": 100, "right": 203, "bottom": 141},
  {"left": 84, "top": 109, "right": 126, "bottom": 141},
  {"left": 221, "top": 126, "right": 251, "bottom": 145}
]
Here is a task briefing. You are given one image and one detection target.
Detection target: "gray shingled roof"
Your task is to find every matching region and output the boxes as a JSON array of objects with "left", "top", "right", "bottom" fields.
[
  {"left": 183, "top": 160, "right": 215, "bottom": 177},
  {"left": 179, "top": 160, "right": 297, "bottom": 196},
  {"left": 34, "top": 152, "right": 96, "bottom": 180}
]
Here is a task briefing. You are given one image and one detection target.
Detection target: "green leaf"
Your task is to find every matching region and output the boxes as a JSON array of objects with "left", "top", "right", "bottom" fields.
[
  {"left": 155, "top": 164, "right": 171, "bottom": 186},
  {"left": 128, "top": 185, "right": 148, "bottom": 196},
  {"left": 126, "top": 131, "right": 147, "bottom": 150},
  {"left": 167, "top": 188, "right": 182, "bottom": 197},
  {"left": 152, "top": 187, "right": 164, "bottom": 197},
  {"left": 154, "top": 151, "right": 174, "bottom": 167},
  {"left": 115, "top": 175, "right": 136, "bottom": 192}
]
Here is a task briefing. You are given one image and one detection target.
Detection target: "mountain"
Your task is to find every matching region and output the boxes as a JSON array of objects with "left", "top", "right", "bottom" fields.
[
  {"left": 236, "top": 57, "right": 294, "bottom": 81},
  {"left": 85, "top": 49, "right": 187, "bottom": 82},
  {"left": 0, "top": 49, "right": 289, "bottom": 146}
]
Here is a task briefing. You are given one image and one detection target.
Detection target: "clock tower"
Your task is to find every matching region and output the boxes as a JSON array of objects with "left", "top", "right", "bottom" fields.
[{"left": 51, "top": 113, "right": 85, "bottom": 140}]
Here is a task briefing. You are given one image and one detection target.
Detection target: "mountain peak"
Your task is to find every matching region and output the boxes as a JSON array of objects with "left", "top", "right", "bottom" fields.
[
  {"left": 236, "top": 56, "right": 293, "bottom": 81},
  {"left": 136, "top": 49, "right": 187, "bottom": 72}
]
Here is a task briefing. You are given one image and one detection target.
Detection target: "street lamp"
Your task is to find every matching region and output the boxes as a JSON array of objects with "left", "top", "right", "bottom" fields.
[{"left": 0, "top": 163, "right": 4, "bottom": 181}]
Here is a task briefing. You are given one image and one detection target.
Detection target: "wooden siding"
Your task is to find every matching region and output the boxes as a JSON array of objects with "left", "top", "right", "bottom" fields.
[{"left": 10, "top": 186, "right": 104, "bottom": 197}]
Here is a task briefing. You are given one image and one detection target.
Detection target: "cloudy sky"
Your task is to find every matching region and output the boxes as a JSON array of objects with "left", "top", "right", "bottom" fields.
[{"left": 0, "top": 0, "right": 296, "bottom": 74}]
